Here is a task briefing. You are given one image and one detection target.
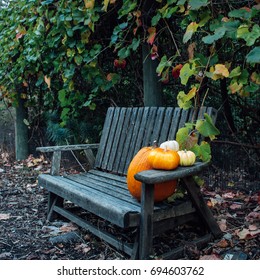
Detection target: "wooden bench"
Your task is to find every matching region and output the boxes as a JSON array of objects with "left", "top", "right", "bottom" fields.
[{"left": 37, "top": 107, "right": 222, "bottom": 259}]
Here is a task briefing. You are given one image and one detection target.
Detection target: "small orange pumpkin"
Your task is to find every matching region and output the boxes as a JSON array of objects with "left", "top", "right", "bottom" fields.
[
  {"left": 148, "top": 147, "right": 180, "bottom": 170},
  {"left": 127, "top": 147, "right": 177, "bottom": 202}
]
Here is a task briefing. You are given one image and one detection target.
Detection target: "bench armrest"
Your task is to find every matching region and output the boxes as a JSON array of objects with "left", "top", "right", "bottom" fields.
[
  {"left": 37, "top": 144, "right": 99, "bottom": 175},
  {"left": 134, "top": 161, "right": 211, "bottom": 184},
  {"left": 36, "top": 143, "right": 99, "bottom": 153}
]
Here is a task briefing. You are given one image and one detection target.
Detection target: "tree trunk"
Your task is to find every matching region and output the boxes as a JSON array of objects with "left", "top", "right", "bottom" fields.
[
  {"left": 142, "top": 0, "right": 162, "bottom": 106},
  {"left": 15, "top": 91, "right": 29, "bottom": 160}
]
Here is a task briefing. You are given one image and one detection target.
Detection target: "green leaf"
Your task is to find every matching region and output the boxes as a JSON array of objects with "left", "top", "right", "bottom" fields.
[
  {"left": 228, "top": 8, "right": 252, "bottom": 20},
  {"left": 198, "top": 141, "right": 211, "bottom": 162},
  {"left": 152, "top": 13, "right": 161, "bottom": 26},
  {"left": 244, "top": 83, "right": 259, "bottom": 93},
  {"left": 229, "top": 66, "right": 241, "bottom": 78},
  {"left": 58, "top": 89, "right": 68, "bottom": 107},
  {"left": 195, "top": 113, "right": 220, "bottom": 140},
  {"left": 156, "top": 55, "right": 172, "bottom": 76},
  {"left": 183, "top": 22, "right": 199, "bottom": 43},
  {"left": 246, "top": 47, "right": 260, "bottom": 64},
  {"left": 179, "top": 63, "right": 195, "bottom": 85},
  {"left": 177, "top": 87, "right": 196, "bottom": 109},
  {"left": 189, "top": 0, "right": 208, "bottom": 10},
  {"left": 202, "top": 26, "right": 226, "bottom": 44},
  {"left": 176, "top": 127, "right": 189, "bottom": 150},
  {"left": 237, "top": 24, "right": 260, "bottom": 46}
]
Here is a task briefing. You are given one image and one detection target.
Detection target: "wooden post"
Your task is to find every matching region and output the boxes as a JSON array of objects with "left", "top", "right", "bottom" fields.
[
  {"left": 142, "top": 0, "right": 162, "bottom": 106},
  {"left": 15, "top": 91, "right": 29, "bottom": 160},
  {"left": 139, "top": 183, "right": 154, "bottom": 259}
]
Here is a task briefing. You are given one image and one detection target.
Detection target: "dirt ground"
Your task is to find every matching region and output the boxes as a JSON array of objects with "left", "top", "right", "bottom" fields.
[{"left": 0, "top": 155, "right": 259, "bottom": 260}]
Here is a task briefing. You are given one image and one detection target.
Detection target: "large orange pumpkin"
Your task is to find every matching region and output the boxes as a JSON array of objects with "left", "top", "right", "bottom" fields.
[{"left": 127, "top": 147, "right": 177, "bottom": 202}]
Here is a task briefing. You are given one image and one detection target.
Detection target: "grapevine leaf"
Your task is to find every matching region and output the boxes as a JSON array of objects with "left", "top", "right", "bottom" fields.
[
  {"left": 176, "top": 127, "right": 189, "bottom": 150},
  {"left": 195, "top": 113, "right": 220, "bottom": 140},
  {"left": 179, "top": 63, "right": 195, "bottom": 85},
  {"left": 202, "top": 27, "right": 226, "bottom": 44},
  {"left": 177, "top": 87, "right": 196, "bottom": 109},
  {"left": 156, "top": 55, "right": 172, "bottom": 76},
  {"left": 246, "top": 47, "right": 260, "bottom": 64},
  {"left": 147, "top": 27, "right": 156, "bottom": 45},
  {"left": 228, "top": 8, "right": 252, "bottom": 20},
  {"left": 183, "top": 22, "right": 199, "bottom": 43},
  {"left": 229, "top": 66, "right": 241, "bottom": 78},
  {"left": 251, "top": 72, "right": 260, "bottom": 84},
  {"left": 237, "top": 24, "right": 260, "bottom": 47},
  {"left": 198, "top": 141, "right": 211, "bottom": 162},
  {"left": 189, "top": 0, "right": 209, "bottom": 10},
  {"left": 229, "top": 82, "right": 243, "bottom": 94}
]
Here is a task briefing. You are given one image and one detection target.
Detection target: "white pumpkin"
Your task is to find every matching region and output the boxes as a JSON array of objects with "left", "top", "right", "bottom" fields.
[
  {"left": 177, "top": 150, "right": 196, "bottom": 166},
  {"left": 160, "top": 140, "right": 179, "bottom": 151}
]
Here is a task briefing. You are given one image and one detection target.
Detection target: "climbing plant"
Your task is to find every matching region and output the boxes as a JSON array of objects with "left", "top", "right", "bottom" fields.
[{"left": 0, "top": 0, "right": 259, "bottom": 155}]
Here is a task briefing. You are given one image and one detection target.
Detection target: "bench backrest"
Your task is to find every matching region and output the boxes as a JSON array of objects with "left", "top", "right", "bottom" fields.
[{"left": 94, "top": 107, "right": 217, "bottom": 175}]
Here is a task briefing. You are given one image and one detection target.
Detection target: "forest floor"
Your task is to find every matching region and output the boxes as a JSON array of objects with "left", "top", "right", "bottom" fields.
[{"left": 0, "top": 153, "right": 259, "bottom": 260}]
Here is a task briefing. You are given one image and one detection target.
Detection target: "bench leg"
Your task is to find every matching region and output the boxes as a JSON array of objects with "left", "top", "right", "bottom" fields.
[
  {"left": 47, "top": 192, "right": 64, "bottom": 222},
  {"left": 183, "top": 176, "right": 222, "bottom": 238},
  {"left": 139, "top": 183, "right": 154, "bottom": 259}
]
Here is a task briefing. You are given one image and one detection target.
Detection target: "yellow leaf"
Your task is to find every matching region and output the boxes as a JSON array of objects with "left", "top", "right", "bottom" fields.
[
  {"left": 84, "top": 0, "right": 95, "bottom": 9},
  {"left": 44, "top": 75, "right": 51, "bottom": 89},
  {"left": 229, "top": 82, "right": 243, "bottom": 94},
  {"left": 187, "top": 86, "right": 197, "bottom": 99},
  {"left": 214, "top": 64, "right": 229, "bottom": 78},
  {"left": 102, "top": 0, "right": 110, "bottom": 11}
]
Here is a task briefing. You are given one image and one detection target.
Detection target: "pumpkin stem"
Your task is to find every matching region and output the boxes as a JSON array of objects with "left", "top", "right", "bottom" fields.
[{"left": 152, "top": 140, "right": 158, "bottom": 148}]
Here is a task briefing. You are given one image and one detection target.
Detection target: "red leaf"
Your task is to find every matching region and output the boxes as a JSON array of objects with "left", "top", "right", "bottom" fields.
[{"left": 147, "top": 27, "right": 156, "bottom": 45}]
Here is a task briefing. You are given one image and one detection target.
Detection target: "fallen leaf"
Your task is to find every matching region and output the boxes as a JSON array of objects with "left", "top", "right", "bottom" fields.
[
  {"left": 249, "top": 224, "right": 258, "bottom": 231},
  {"left": 216, "top": 239, "right": 229, "bottom": 248},
  {"left": 0, "top": 213, "right": 11, "bottom": 220},
  {"left": 230, "top": 203, "right": 242, "bottom": 210},
  {"left": 199, "top": 254, "right": 221, "bottom": 260},
  {"left": 218, "top": 219, "right": 227, "bottom": 232},
  {"left": 75, "top": 243, "right": 91, "bottom": 254},
  {"left": 222, "top": 192, "right": 236, "bottom": 199},
  {"left": 236, "top": 228, "right": 260, "bottom": 239},
  {"left": 60, "top": 222, "right": 78, "bottom": 232}
]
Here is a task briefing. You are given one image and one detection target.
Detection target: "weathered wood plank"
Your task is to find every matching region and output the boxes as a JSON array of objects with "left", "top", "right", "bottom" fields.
[
  {"left": 95, "top": 107, "right": 115, "bottom": 168},
  {"left": 134, "top": 161, "right": 211, "bottom": 184},
  {"left": 51, "top": 151, "right": 61, "bottom": 176},
  {"left": 101, "top": 107, "right": 121, "bottom": 171},
  {"left": 36, "top": 143, "right": 99, "bottom": 153},
  {"left": 167, "top": 107, "right": 182, "bottom": 140},
  {"left": 139, "top": 183, "right": 154, "bottom": 259}
]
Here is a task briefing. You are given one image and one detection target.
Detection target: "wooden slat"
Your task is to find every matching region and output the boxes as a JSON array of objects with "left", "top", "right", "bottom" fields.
[
  {"left": 123, "top": 108, "right": 146, "bottom": 174},
  {"left": 101, "top": 107, "right": 121, "bottom": 170},
  {"left": 111, "top": 108, "right": 130, "bottom": 172},
  {"left": 157, "top": 107, "right": 175, "bottom": 144},
  {"left": 95, "top": 107, "right": 115, "bottom": 167},
  {"left": 106, "top": 108, "right": 127, "bottom": 171},
  {"left": 167, "top": 107, "right": 182, "bottom": 140},
  {"left": 149, "top": 108, "right": 166, "bottom": 145},
  {"left": 117, "top": 108, "right": 139, "bottom": 174}
]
